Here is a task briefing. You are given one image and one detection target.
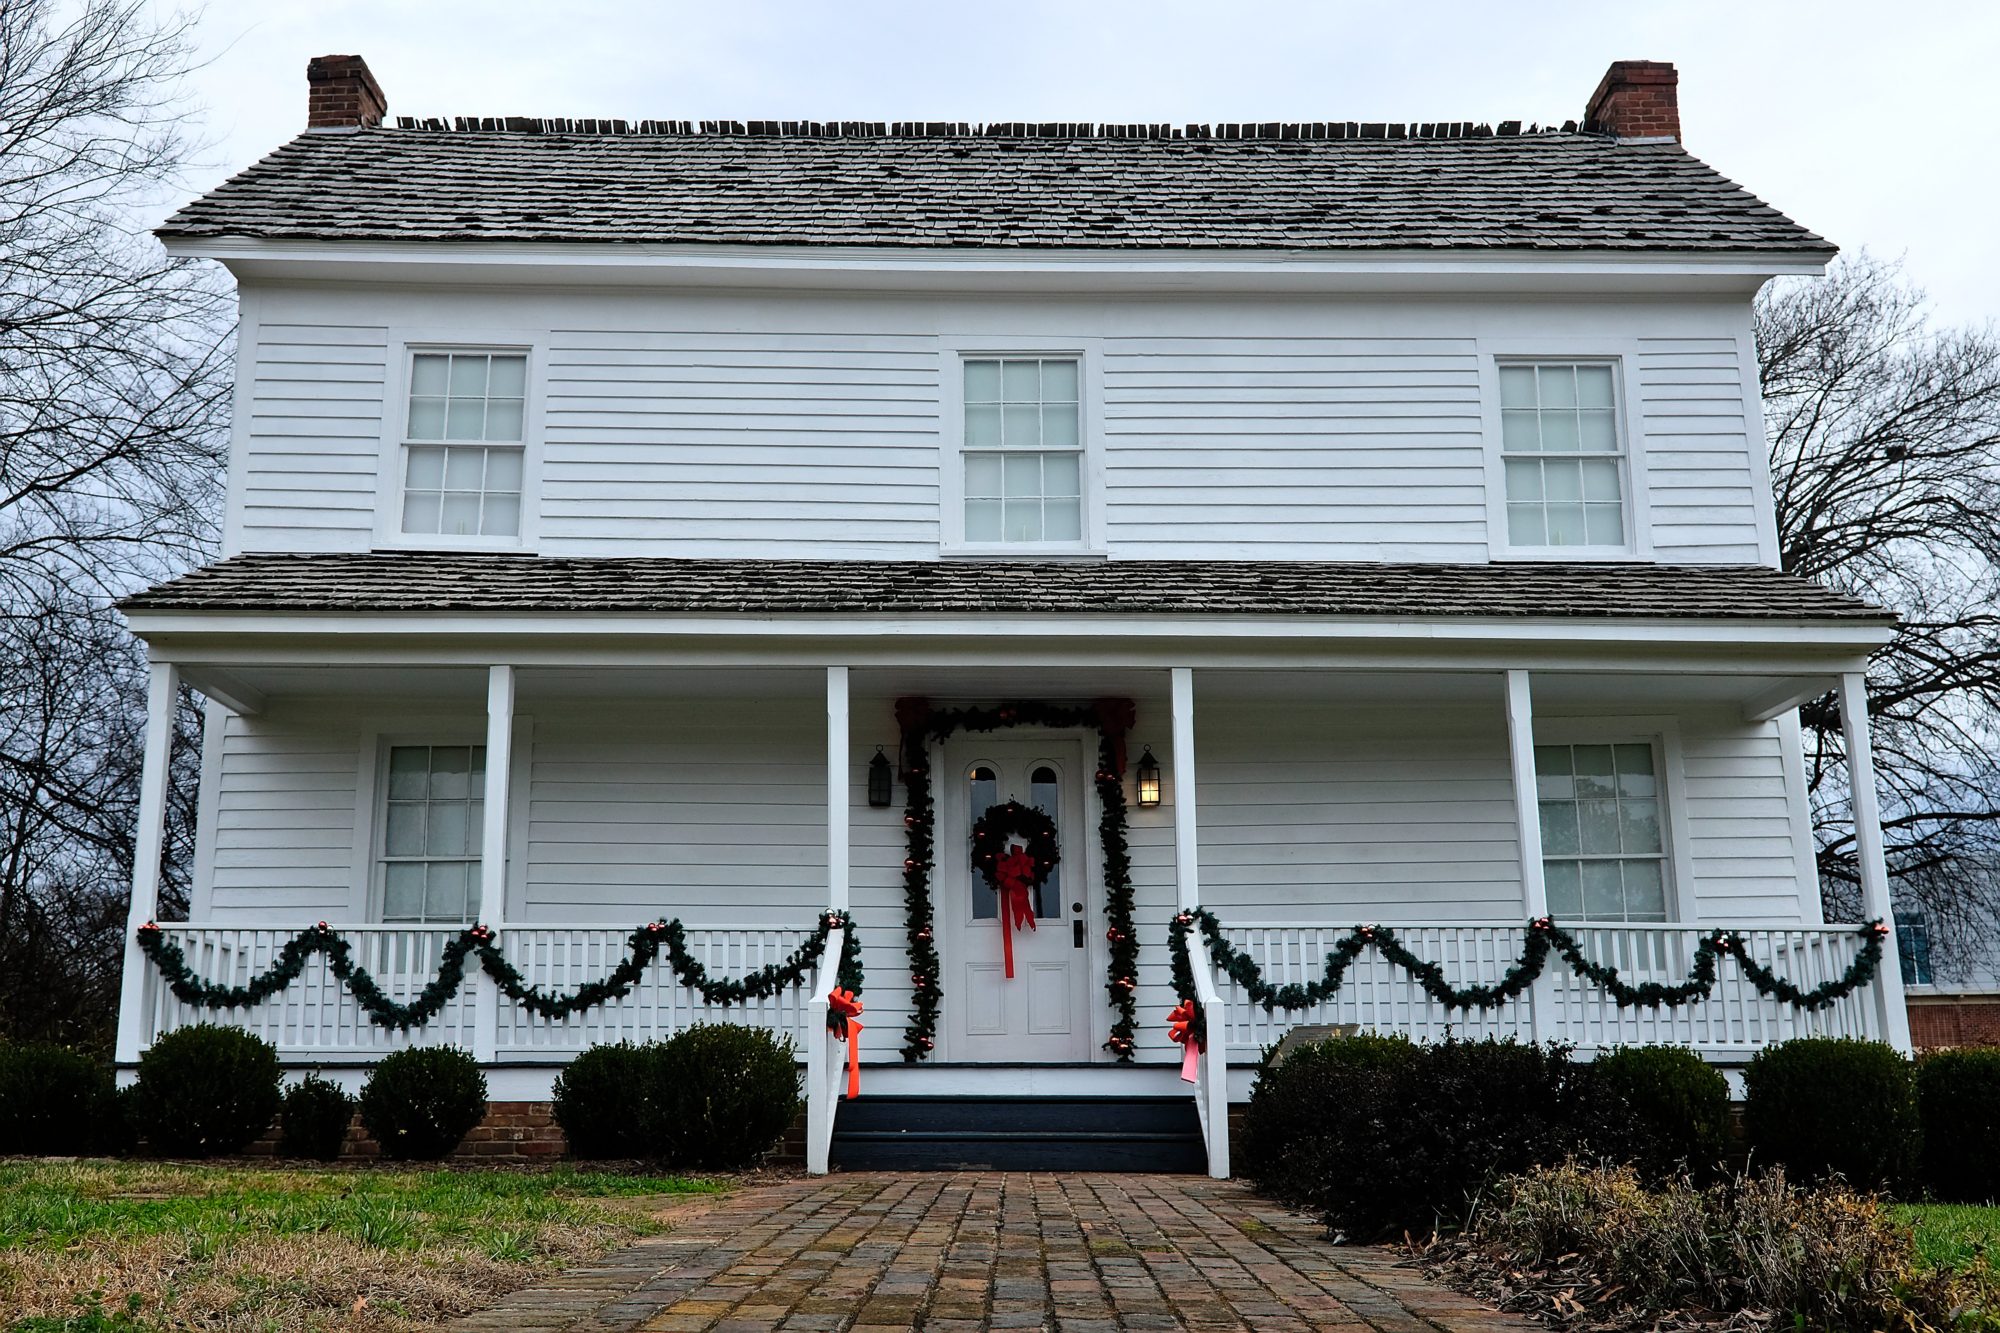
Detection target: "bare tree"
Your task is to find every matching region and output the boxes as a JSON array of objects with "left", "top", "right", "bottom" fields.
[
  {"left": 1760, "top": 254, "right": 2000, "bottom": 971},
  {"left": 0, "top": 0, "right": 226, "bottom": 1043}
]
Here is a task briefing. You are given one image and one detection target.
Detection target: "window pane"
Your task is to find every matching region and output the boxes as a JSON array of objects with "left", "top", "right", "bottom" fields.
[
  {"left": 385, "top": 801, "right": 425, "bottom": 856},
  {"left": 445, "top": 399, "right": 485, "bottom": 442},
  {"left": 1545, "top": 861, "right": 1583, "bottom": 918},
  {"left": 443, "top": 446, "right": 485, "bottom": 491},
  {"left": 425, "top": 861, "right": 470, "bottom": 920},
  {"left": 407, "top": 397, "right": 447, "bottom": 439},
  {"left": 1029, "top": 766, "right": 1061, "bottom": 917},
  {"left": 1003, "top": 453, "right": 1041, "bottom": 498},
  {"left": 969, "top": 765, "right": 998, "bottom": 921},
  {"left": 488, "top": 355, "right": 527, "bottom": 396},
  {"left": 447, "top": 354, "right": 488, "bottom": 396},
  {"left": 1579, "top": 409, "right": 1618, "bottom": 451},
  {"left": 1040, "top": 360, "right": 1079, "bottom": 401},
  {"left": 1621, "top": 860, "right": 1667, "bottom": 920},
  {"left": 428, "top": 799, "right": 469, "bottom": 856},
  {"left": 1578, "top": 798, "right": 1621, "bottom": 854},
  {"left": 1539, "top": 800, "right": 1580, "bottom": 854},
  {"left": 1581, "top": 861, "right": 1623, "bottom": 918},
  {"left": 482, "top": 492, "right": 521, "bottom": 538},
  {"left": 965, "top": 454, "right": 1003, "bottom": 498},
  {"left": 964, "top": 404, "right": 1002, "bottom": 447},
  {"left": 484, "top": 448, "right": 524, "bottom": 491},
  {"left": 1507, "top": 504, "right": 1546, "bottom": 546},
  {"left": 1539, "top": 411, "right": 1581, "bottom": 452},
  {"left": 405, "top": 445, "right": 447, "bottom": 489},
  {"left": 410, "top": 355, "right": 450, "bottom": 396},
  {"left": 440, "top": 493, "right": 481, "bottom": 535},
  {"left": 1043, "top": 452, "right": 1081, "bottom": 497},
  {"left": 1534, "top": 744, "right": 1573, "bottom": 793},
  {"left": 383, "top": 863, "right": 425, "bottom": 919},
  {"left": 1498, "top": 366, "right": 1538, "bottom": 408},
  {"left": 1042, "top": 403, "right": 1079, "bottom": 448},
  {"left": 1572, "top": 746, "right": 1615, "bottom": 796},
  {"left": 1576, "top": 365, "right": 1615, "bottom": 408},
  {"left": 430, "top": 747, "right": 471, "bottom": 799},
  {"left": 1545, "top": 503, "right": 1586, "bottom": 544},
  {"left": 1505, "top": 459, "right": 1541, "bottom": 502},
  {"left": 1004, "top": 500, "right": 1042, "bottom": 543},
  {"left": 1538, "top": 364, "right": 1577, "bottom": 408},
  {"left": 1001, "top": 360, "right": 1039, "bottom": 401},
  {"left": 1043, "top": 497, "right": 1082, "bottom": 542},
  {"left": 1501, "top": 409, "right": 1541, "bottom": 451},
  {"left": 1620, "top": 798, "right": 1662, "bottom": 854},
  {"left": 965, "top": 500, "right": 1002, "bottom": 541},
  {"left": 1580, "top": 459, "right": 1620, "bottom": 502},
  {"left": 484, "top": 398, "right": 525, "bottom": 441},
  {"left": 1613, "top": 745, "right": 1657, "bottom": 797},
  {"left": 964, "top": 360, "right": 1001, "bottom": 402},
  {"left": 388, "top": 747, "right": 430, "bottom": 799},
  {"left": 1544, "top": 459, "right": 1583, "bottom": 503},
  {"left": 1585, "top": 503, "right": 1625, "bottom": 546},
  {"left": 1003, "top": 404, "right": 1040, "bottom": 446},
  {"left": 401, "top": 490, "right": 441, "bottom": 534}
]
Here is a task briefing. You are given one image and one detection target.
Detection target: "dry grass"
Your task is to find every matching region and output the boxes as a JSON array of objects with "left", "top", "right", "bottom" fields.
[{"left": 0, "top": 1160, "right": 718, "bottom": 1332}]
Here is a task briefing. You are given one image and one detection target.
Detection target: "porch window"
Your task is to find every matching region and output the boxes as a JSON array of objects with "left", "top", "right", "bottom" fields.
[
  {"left": 400, "top": 350, "right": 527, "bottom": 539},
  {"left": 1535, "top": 742, "right": 1668, "bottom": 923},
  {"left": 379, "top": 744, "right": 486, "bottom": 923},
  {"left": 961, "top": 357, "right": 1083, "bottom": 545},
  {"left": 1500, "top": 362, "right": 1627, "bottom": 550}
]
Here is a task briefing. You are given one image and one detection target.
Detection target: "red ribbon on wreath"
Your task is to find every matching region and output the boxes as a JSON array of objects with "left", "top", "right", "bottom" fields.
[
  {"left": 1167, "top": 999, "right": 1203, "bottom": 1084},
  {"left": 994, "top": 846, "right": 1039, "bottom": 978},
  {"left": 827, "top": 987, "right": 864, "bottom": 1100}
]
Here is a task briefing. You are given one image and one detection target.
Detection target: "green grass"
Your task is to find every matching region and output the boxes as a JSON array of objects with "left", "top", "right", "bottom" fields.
[{"left": 1894, "top": 1202, "right": 2000, "bottom": 1272}]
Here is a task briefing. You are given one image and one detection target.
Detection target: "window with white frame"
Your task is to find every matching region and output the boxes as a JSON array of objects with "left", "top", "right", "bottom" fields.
[
  {"left": 1500, "top": 362, "right": 1626, "bottom": 549},
  {"left": 400, "top": 351, "right": 527, "bottom": 539},
  {"left": 379, "top": 744, "right": 486, "bottom": 923},
  {"left": 1536, "top": 741, "right": 1669, "bottom": 922},
  {"left": 961, "top": 356, "right": 1083, "bottom": 545}
]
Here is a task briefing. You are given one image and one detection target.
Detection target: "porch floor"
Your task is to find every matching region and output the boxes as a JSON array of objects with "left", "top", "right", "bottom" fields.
[{"left": 449, "top": 1172, "right": 1531, "bottom": 1332}]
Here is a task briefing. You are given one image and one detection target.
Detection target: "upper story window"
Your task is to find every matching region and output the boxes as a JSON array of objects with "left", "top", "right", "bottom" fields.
[
  {"left": 400, "top": 351, "right": 527, "bottom": 539},
  {"left": 1500, "top": 362, "right": 1627, "bottom": 550},
  {"left": 379, "top": 743, "right": 485, "bottom": 923},
  {"left": 1896, "top": 913, "right": 1934, "bottom": 986},
  {"left": 962, "top": 356, "right": 1083, "bottom": 546},
  {"left": 1536, "top": 740, "right": 1669, "bottom": 922}
]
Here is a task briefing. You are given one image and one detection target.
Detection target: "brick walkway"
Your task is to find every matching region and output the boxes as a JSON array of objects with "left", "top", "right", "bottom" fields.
[{"left": 451, "top": 1173, "right": 1531, "bottom": 1332}]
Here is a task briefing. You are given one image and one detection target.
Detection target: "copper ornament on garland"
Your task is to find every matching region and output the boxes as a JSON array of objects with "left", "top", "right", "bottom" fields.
[{"left": 970, "top": 800, "right": 1061, "bottom": 978}]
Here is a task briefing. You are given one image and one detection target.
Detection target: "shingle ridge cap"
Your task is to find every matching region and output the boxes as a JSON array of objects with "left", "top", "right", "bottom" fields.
[{"left": 384, "top": 116, "right": 1591, "bottom": 141}]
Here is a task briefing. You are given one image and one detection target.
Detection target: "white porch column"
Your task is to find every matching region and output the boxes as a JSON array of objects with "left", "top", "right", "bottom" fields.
[
  {"left": 1838, "top": 671, "right": 1913, "bottom": 1050},
  {"left": 826, "top": 667, "right": 850, "bottom": 911},
  {"left": 474, "top": 665, "right": 515, "bottom": 1062},
  {"left": 1503, "top": 670, "right": 1555, "bottom": 1041},
  {"left": 1171, "top": 667, "right": 1200, "bottom": 910},
  {"left": 115, "top": 661, "right": 180, "bottom": 1065}
]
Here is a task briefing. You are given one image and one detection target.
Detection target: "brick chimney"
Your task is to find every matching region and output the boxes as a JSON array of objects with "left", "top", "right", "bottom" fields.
[
  {"left": 306, "top": 54, "right": 386, "bottom": 130},
  {"left": 1584, "top": 60, "right": 1680, "bottom": 142}
]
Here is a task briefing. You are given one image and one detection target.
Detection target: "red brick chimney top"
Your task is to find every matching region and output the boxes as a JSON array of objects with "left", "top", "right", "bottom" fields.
[
  {"left": 307, "top": 54, "right": 386, "bottom": 131},
  {"left": 1584, "top": 60, "right": 1680, "bottom": 142}
]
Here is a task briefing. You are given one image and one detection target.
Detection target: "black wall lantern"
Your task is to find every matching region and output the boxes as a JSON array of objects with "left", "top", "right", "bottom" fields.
[
  {"left": 867, "top": 746, "right": 894, "bottom": 807},
  {"left": 1135, "top": 745, "right": 1162, "bottom": 808}
]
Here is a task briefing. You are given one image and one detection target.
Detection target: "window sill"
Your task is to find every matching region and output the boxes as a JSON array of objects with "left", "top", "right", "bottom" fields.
[
  {"left": 941, "top": 545, "right": 1109, "bottom": 562},
  {"left": 1494, "top": 547, "right": 1649, "bottom": 563},
  {"left": 375, "top": 534, "right": 532, "bottom": 554}
]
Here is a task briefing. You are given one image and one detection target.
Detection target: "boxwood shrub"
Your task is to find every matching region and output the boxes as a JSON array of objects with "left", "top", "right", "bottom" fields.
[
  {"left": 358, "top": 1046, "right": 487, "bottom": 1161},
  {"left": 1915, "top": 1046, "right": 2000, "bottom": 1202},
  {"left": 132, "top": 1024, "right": 282, "bottom": 1157},
  {"left": 0, "top": 1042, "right": 122, "bottom": 1156},
  {"left": 551, "top": 1041, "right": 664, "bottom": 1159},
  {"left": 279, "top": 1073, "right": 357, "bottom": 1161},
  {"left": 1743, "top": 1037, "right": 1917, "bottom": 1191},
  {"left": 1590, "top": 1044, "right": 1732, "bottom": 1180},
  {"left": 553, "top": 1025, "right": 800, "bottom": 1168}
]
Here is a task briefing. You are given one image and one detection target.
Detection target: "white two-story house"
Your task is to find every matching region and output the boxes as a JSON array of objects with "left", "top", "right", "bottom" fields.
[{"left": 114, "top": 55, "right": 1908, "bottom": 1175}]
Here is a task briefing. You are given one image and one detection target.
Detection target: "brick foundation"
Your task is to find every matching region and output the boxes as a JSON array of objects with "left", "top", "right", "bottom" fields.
[
  {"left": 243, "top": 1100, "right": 567, "bottom": 1163},
  {"left": 1909, "top": 995, "right": 2000, "bottom": 1049}
]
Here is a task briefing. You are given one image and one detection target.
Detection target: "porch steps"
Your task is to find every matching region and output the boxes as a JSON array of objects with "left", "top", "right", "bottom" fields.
[{"left": 828, "top": 1094, "right": 1206, "bottom": 1172}]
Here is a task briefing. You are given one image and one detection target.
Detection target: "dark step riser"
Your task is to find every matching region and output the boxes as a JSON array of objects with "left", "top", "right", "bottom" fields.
[
  {"left": 835, "top": 1096, "right": 1200, "bottom": 1137},
  {"left": 830, "top": 1139, "right": 1208, "bottom": 1173}
]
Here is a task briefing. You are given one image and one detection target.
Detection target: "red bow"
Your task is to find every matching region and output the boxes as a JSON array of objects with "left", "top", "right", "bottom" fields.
[
  {"left": 995, "top": 846, "right": 1038, "bottom": 978},
  {"left": 1168, "top": 999, "right": 1203, "bottom": 1083},
  {"left": 827, "top": 987, "right": 864, "bottom": 1101}
]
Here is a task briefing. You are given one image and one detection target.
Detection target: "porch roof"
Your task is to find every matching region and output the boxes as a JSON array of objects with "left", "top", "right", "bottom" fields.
[{"left": 119, "top": 553, "right": 1890, "bottom": 624}]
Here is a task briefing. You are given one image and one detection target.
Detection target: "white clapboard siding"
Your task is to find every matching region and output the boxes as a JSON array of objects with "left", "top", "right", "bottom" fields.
[
  {"left": 1679, "top": 713, "right": 1810, "bottom": 921},
  {"left": 1193, "top": 703, "right": 1525, "bottom": 925},
  {"left": 1636, "top": 338, "right": 1764, "bottom": 562},
  {"left": 522, "top": 700, "right": 830, "bottom": 926},
  {"left": 1102, "top": 339, "right": 1490, "bottom": 560},
  {"left": 236, "top": 323, "right": 388, "bottom": 551},
  {"left": 539, "top": 330, "right": 941, "bottom": 556},
  {"left": 205, "top": 712, "right": 360, "bottom": 919}
]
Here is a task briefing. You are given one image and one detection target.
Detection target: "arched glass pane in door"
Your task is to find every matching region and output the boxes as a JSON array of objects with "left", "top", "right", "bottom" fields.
[
  {"left": 968, "top": 764, "right": 998, "bottom": 920},
  {"left": 1029, "top": 765, "right": 1062, "bottom": 918}
]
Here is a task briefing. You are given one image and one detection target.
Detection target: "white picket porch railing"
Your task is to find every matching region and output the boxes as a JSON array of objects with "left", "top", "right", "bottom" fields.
[
  {"left": 136, "top": 923, "right": 821, "bottom": 1058},
  {"left": 1205, "top": 921, "right": 1886, "bottom": 1055}
]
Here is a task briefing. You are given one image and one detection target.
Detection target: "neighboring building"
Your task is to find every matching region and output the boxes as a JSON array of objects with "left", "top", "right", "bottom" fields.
[
  {"left": 114, "top": 55, "right": 1909, "bottom": 1175},
  {"left": 1899, "top": 908, "right": 2000, "bottom": 1048}
]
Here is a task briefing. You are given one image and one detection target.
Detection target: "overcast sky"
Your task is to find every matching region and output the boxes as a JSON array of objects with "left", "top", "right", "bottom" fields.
[{"left": 166, "top": 0, "right": 1997, "bottom": 326}]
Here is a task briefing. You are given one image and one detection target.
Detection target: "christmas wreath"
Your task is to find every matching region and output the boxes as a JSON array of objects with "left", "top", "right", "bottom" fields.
[{"left": 970, "top": 800, "right": 1061, "bottom": 978}]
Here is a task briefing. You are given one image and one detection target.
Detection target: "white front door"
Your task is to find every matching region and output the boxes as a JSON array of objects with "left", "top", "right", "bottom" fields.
[{"left": 941, "top": 736, "right": 1094, "bottom": 1062}]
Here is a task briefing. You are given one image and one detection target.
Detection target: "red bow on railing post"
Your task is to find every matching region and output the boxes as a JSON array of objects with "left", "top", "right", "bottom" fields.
[
  {"left": 994, "top": 846, "right": 1038, "bottom": 978},
  {"left": 827, "top": 987, "right": 864, "bottom": 1101},
  {"left": 1167, "top": 998, "right": 1203, "bottom": 1084}
]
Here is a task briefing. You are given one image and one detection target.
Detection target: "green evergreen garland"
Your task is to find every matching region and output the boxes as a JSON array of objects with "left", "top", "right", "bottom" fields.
[
  {"left": 1166, "top": 908, "right": 1887, "bottom": 1040},
  {"left": 895, "top": 698, "right": 1141, "bottom": 1062},
  {"left": 137, "top": 910, "right": 862, "bottom": 1033}
]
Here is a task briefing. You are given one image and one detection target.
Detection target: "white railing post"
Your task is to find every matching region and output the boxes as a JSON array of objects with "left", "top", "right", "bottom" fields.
[
  {"left": 805, "top": 924, "right": 845, "bottom": 1175},
  {"left": 1182, "top": 927, "right": 1231, "bottom": 1178},
  {"left": 1838, "top": 671, "right": 1912, "bottom": 1051},
  {"left": 116, "top": 661, "right": 180, "bottom": 1066},
  {"left": 1504, "top": 670, "right": 1557, "bottom": 1042},
  {"left": 474, "top": 665, "right": 515, "bottom": 1063}
]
